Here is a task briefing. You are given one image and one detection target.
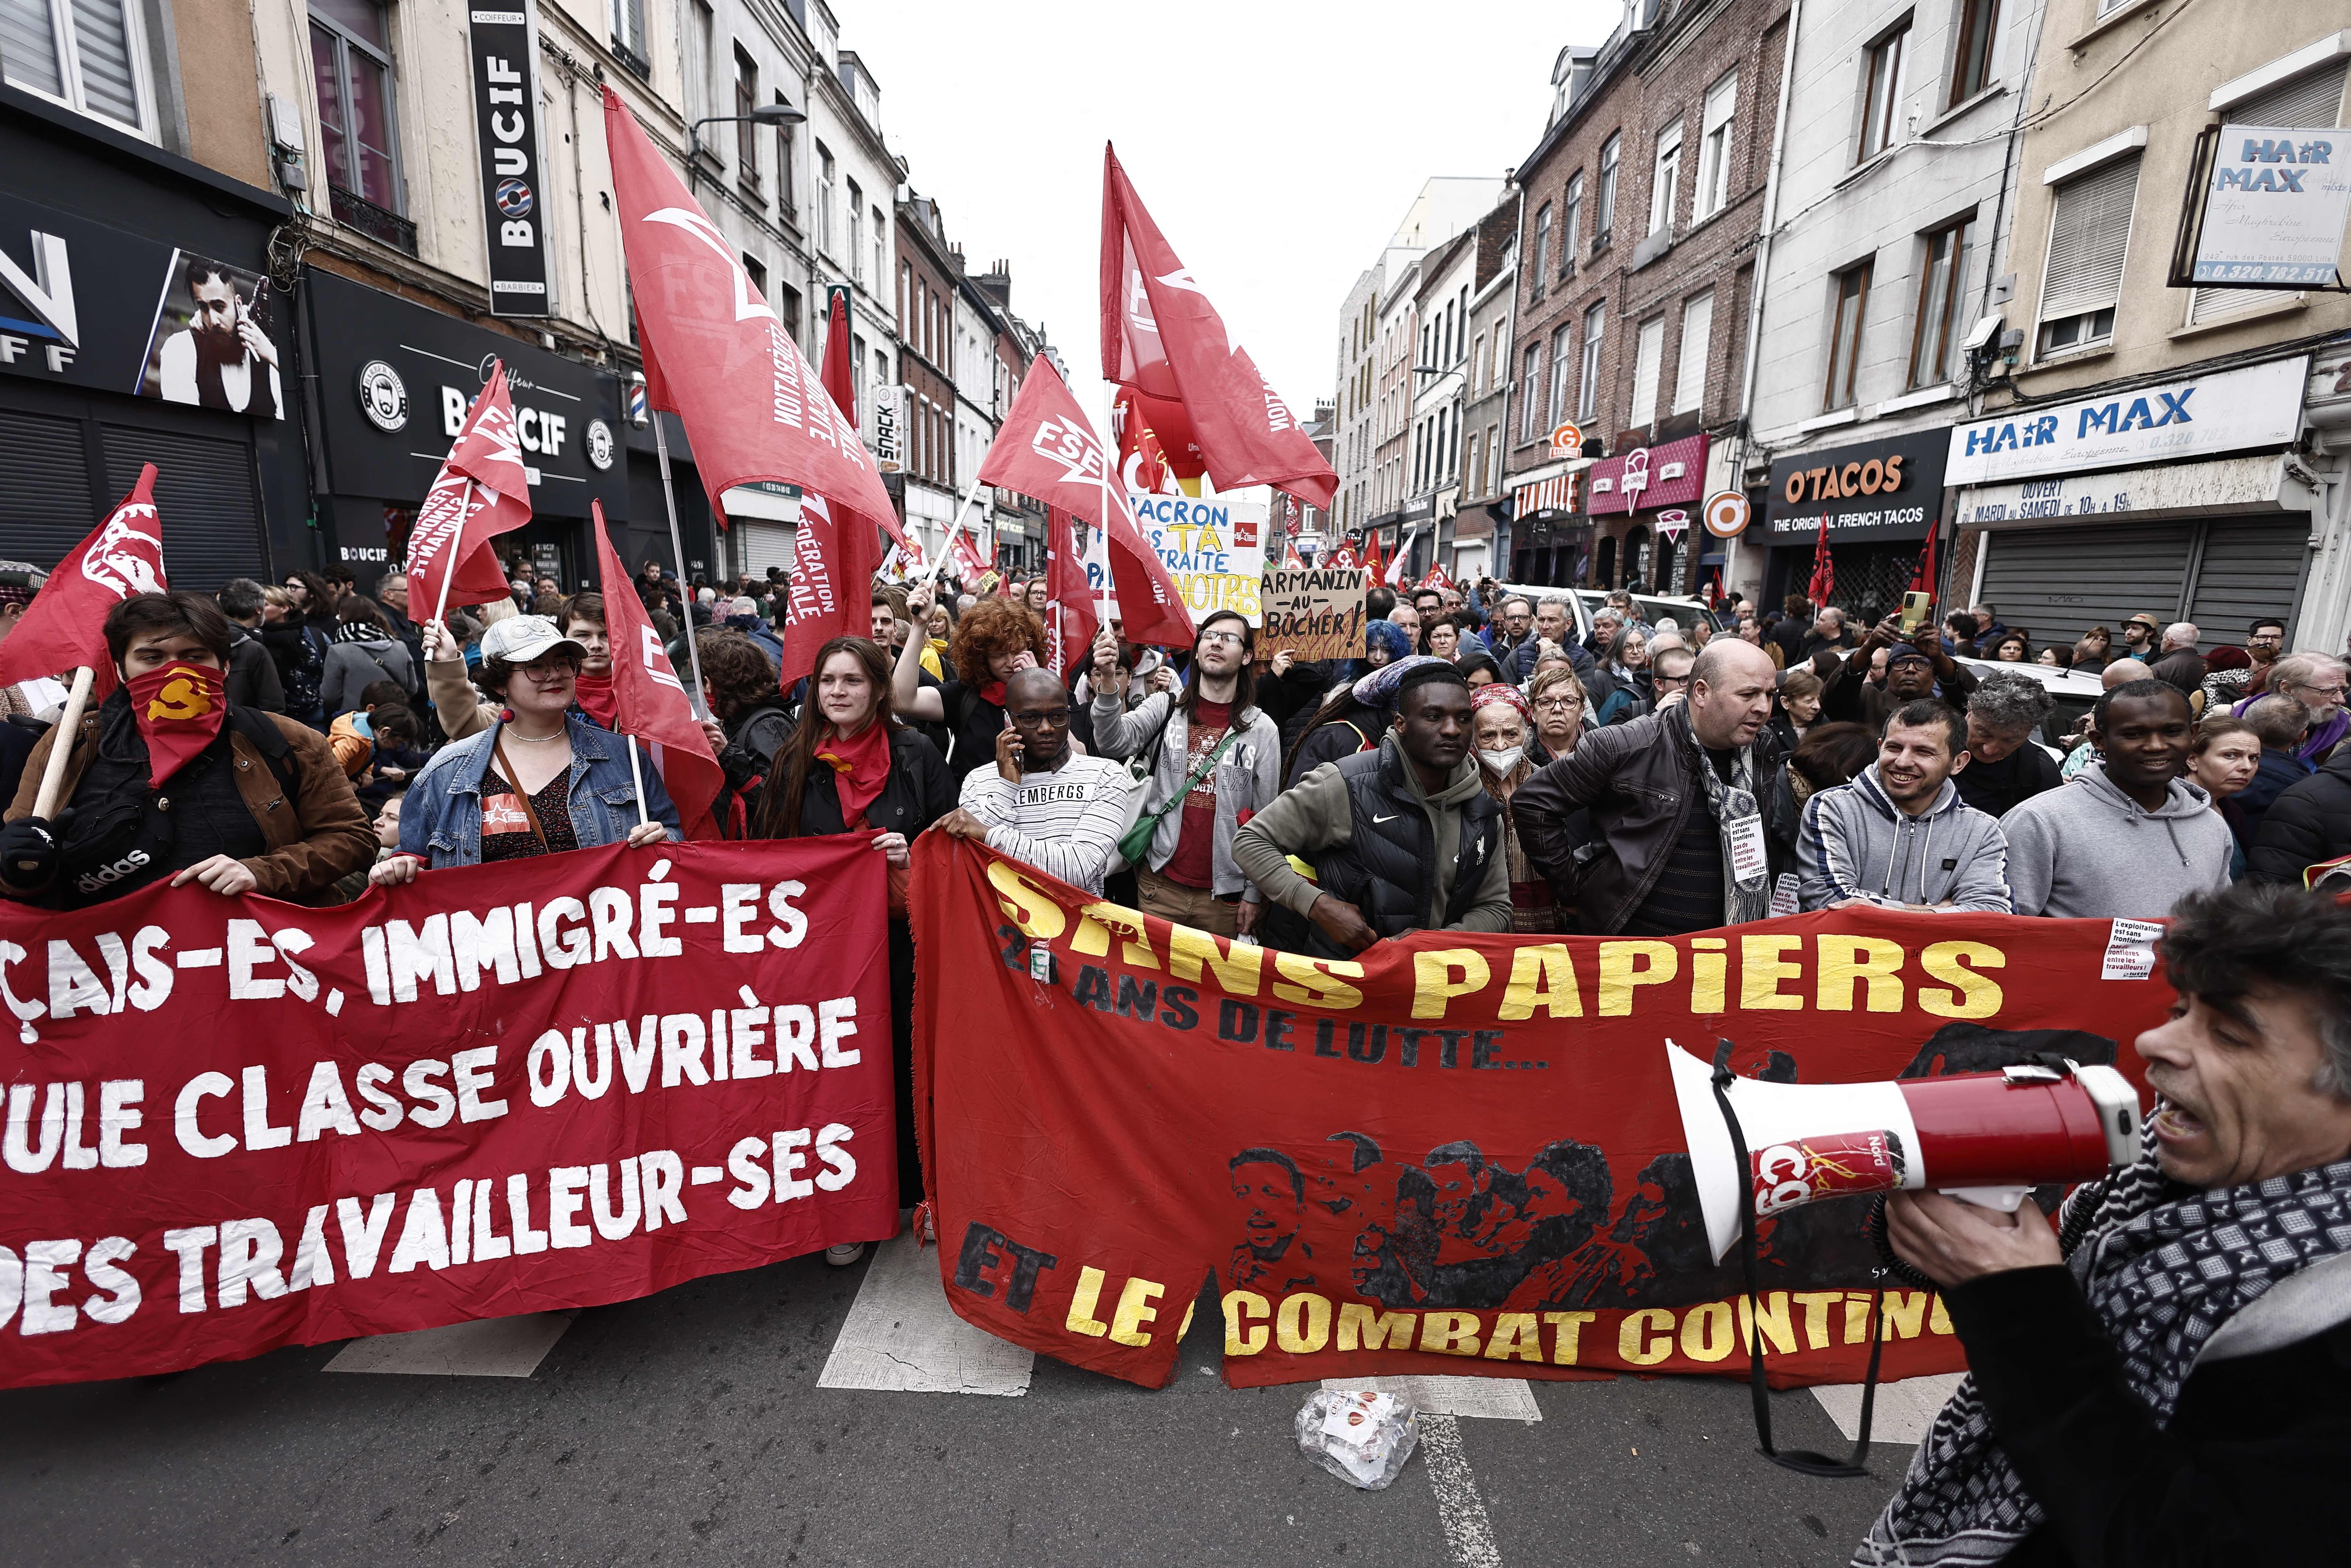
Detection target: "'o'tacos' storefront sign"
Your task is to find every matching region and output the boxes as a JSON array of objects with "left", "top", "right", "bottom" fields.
[
  {"left": 1765, "top": 430, "right": 1947, "bottom": 544},
  {"left": 1945, "top": 356, "right": 2307, "bottom": 485}
]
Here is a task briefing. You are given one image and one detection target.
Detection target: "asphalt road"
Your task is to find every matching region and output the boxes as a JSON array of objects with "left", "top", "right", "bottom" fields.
[{"left": 0, "top": 1246, "right": 1907, "bottom": 1567}]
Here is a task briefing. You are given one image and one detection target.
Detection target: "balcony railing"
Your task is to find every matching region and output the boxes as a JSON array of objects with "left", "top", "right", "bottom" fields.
[{"left": 329, "top": 185, "right": 418, "bottom": 258}]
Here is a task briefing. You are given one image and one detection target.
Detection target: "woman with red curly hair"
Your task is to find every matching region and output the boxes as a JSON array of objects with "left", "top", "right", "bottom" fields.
[{"left": 890, "top": 579, "right": 1048, "bottom": 786}]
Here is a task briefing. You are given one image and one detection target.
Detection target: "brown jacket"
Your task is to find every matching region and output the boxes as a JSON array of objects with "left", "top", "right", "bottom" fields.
[{"left": 5, "top": 707, "right": 376, "bottom": 903}]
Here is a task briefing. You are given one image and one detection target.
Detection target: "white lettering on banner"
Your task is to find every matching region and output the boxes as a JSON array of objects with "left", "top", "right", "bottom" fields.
[{"left": 1945, "top": 358, "right": 2307, "bottom": 485}]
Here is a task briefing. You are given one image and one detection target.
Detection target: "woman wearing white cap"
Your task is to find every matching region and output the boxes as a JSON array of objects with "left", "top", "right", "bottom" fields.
[{"left": 370, "top": 614, "right": 675, "bottom": 884}]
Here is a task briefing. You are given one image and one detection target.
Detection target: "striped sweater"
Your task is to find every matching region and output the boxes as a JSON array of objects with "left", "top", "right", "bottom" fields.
[{"left": 956, "top": 753, "right": 1134, "bottom": 897}]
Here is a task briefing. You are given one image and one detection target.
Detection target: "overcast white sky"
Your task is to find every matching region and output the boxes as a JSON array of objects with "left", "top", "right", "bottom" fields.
[{"left": 849, "top": 0, "right": 1625, "bottom": 429}]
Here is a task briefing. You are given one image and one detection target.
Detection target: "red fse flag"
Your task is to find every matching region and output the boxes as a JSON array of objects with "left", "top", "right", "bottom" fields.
[
  {"left": 591, "top": 501, "right": 723, "bottom": 838},
  {"left": 405, "top": 362, "right": 532, "bottom": 623},
  {"left": 0, "top": 463, "right": 165, "bottom": 699},
  {"left": 603, "top": 87, "right": 887, "bottom": 690},
  {"left": 976, "top": 356, "right": 1194, "bottom": 648},
  {"left": 1041, "top": 505, "right": 1099, "bottom": 678},
  {"left": 1100, "top": 145, "right": 1337, "bottom": 513}
]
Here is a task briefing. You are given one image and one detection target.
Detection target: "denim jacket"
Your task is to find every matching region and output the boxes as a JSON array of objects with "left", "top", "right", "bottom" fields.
[{"left": 400, "top": 715, "right": 681, "bottom": 867}]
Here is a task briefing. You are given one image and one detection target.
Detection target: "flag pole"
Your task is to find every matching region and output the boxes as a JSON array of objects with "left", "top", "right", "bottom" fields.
[
  {"left": 626, "top": 734, "right": 652, "bottom": 828},
  {"left": 30, "top": 665, "right": 95, "bottom": 820},
  {"left": 1095, "top": 386, "right": 1116, "bottom": 629},
  {"left": 924, "top": 472, "right": 989, "bottom": 585},
  {"left": 427, "top": 479, "right": 473, "bottom": 636},
  {"left": 648, "top": 409, "right": 711, "bottom": 719}
]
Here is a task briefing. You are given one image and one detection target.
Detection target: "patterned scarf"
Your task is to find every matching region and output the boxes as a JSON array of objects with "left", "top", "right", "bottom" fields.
[
  {"left": 1854, "top": 1141, "right": 2351, "bottom": 1566},
  {"left": 1666, "top": 701, "right": 1770, "bottom": 925},
  {"left": 334, "top": 620, "right": 392, "bottom": 644}
]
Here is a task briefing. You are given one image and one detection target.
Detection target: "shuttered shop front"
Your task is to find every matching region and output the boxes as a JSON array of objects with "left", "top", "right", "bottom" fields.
[{"left": 1977, "top": 517, "right": 2309, "bottom": 653}]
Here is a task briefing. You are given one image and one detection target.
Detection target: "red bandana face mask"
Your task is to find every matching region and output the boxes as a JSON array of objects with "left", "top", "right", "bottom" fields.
[{"left": 126, "top": 661, "right": 229, "bottom": 786}]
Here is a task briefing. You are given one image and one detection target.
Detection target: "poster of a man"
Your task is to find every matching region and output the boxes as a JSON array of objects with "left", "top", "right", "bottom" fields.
[
  {"left": 1226, "top": 1149, "right": 1315, "bottom": 1293},
  {"left": 137, "top": 251, "right": 283, "bottom": 418}
]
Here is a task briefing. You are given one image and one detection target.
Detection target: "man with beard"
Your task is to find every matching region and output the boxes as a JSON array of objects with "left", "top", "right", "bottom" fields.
[
  {"left": 1856, "top": 883, "right": 2351, "bottom": 1568},
  {"left": 157, "top": 259, "right": 281, "bottom": 417},
  {"left": 1227, "top": 1149, "right": 1315, "bottom": 1292}
]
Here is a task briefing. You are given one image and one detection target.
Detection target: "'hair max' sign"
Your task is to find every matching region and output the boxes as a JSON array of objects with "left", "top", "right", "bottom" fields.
[{"left": 1945, "top": 356, "right": 2308, "bottom": 486}]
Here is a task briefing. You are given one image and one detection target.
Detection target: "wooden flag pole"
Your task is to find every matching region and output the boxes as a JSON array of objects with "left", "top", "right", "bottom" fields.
[
  {"left": 30, "top": 665, "right": 95, "bottom": 820},
  {"left": 626, "top": 734, "right": 652, "bottom": 828},
  {"left": 427, "top": 478, "right": 475, "bottom": 636},
  {"left": 647, "top": 409, "right": 711, "bottom": 720}
]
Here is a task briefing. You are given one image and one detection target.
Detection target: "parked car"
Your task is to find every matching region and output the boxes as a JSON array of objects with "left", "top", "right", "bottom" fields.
[
  {"left": 1482, "top": 582, "right": 1729, "bottom": 642},
  {"left": 1950, "top": 654, "right": 2105, "bottom": 749}
]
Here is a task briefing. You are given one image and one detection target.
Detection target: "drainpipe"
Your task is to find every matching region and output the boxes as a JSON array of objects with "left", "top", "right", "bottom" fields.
[{"left": 1727, "top": 0, "right": 1805, "bottom": 599}]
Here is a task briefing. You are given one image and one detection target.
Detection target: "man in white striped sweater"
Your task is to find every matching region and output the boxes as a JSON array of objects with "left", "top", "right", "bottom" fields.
[{"left": 939, "top": 667, "right": 1132, "bottom": 897}]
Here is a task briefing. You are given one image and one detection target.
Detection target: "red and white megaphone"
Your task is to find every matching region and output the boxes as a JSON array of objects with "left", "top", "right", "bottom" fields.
[{"left": 1667, "top": 1040, "right": 2143, "bottom": 1264}]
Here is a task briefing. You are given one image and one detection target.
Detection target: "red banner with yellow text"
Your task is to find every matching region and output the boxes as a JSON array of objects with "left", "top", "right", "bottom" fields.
[
  {"left": 0, "top": 841, "right": 894, "bottom": 1389},
  {"left": 911, "top": 838, "right": 2172, "bottom": 1390}
]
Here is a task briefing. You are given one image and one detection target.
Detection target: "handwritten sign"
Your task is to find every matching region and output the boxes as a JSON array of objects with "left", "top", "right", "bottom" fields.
[{"left": 1258, "top": 567, "right": 1367, "bottom": 660}]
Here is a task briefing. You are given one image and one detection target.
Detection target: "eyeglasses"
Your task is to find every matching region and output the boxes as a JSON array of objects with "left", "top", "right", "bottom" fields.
[
  {"left": 1008, "top": 708, "right": 1072, "bottom": 728},
  {"left": 522, "top": 657, "right": 582, "bottom": 679},
  {"left": 1198, "top": 630, "right": 1247, "bottom": 648},
  {"left": 1533, "top": 696, "right": 1582, "bottom": 712},
  {"left": 2294, "top": 682, "right": 2349, "bottom": 700},
  {"left": 1654, "top": 672, "right": 1690, "bottom": 688}
]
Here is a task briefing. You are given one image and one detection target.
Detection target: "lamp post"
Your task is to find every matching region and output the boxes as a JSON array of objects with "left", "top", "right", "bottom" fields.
[{"left": 685, "top": 102, "right": 806, "bottom": 190}]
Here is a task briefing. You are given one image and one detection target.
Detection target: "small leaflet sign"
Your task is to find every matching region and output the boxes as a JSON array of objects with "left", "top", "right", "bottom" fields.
[{"left": 2192, "top": 124, "right": 2351, "bottom": 288}]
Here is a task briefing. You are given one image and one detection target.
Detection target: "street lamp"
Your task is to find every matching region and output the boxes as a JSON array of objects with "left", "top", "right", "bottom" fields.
[{"left": 686, "top": 102, "right": 807, "bottom": 178}]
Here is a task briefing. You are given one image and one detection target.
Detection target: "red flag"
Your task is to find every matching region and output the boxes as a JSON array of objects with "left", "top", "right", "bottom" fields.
[
  {"left": 1325, "top": 540, "right": 1360, "bottom": 570},
  {"left": 1282, "top": 537, "right": 1304, "bottom": 569},
  {"left": 821, "top": 287, "right": 857, "bottom": 431},
  {"left": 1112, "top": 386, "right": 1201, "bottom": 495},
  {"left": 591, "top": 500, "right": 723, "bottom": 839},
  {"left": 406, "top": 362, "right": 532, "bottom": 623},
  {"left": 1422, "top": 561, "right": 1456, "bottom": 592},
  {"left": 976, "top": 355, "right": 1194, "bottom": 648},
  {"left": 950, "top": 529, "right": 989, "bottom": 583},
  {"left": 602, "top": 86, "right": 887, "bottom": 690},
  {"left": 1909, "top": 526, "right": 1938, "bottom": 600},
  {"left": 0, "top": 463, "right": 165, "bottom": 699},
  {"left": 1807, "top": 517, "right": 1836, "bottom": 608},
  {"left": 1100, "top": 145, "right": 1337, "bottom": 513},
  {"left": 1361, "top": 529, "right": 1384, "bottom": 586},
  {"left": 1041, "top": 505, "right": 1099, "bottom": 678}
]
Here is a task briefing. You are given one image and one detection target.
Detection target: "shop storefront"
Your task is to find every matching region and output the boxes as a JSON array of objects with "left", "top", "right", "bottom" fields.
[
  {"left": 1586, "top": 433, "right": 1707, "bottom": 593},
  {"left": 1506, "top": 469, "right": 1586, "bottom": 586},
  {"left": 1762, "top": 429, "right": 1947, "bottom": 617},
  {"left": 1, "top": 92, "right": 302, "bottom": 585},
  {"left": 1948, "top": 356, "right": 2314, "bottom": 652},
  {"left": 303, "top": 266, "right": 628, "bottom": 596}
]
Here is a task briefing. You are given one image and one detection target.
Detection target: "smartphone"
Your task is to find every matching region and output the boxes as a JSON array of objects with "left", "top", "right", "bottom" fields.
[{"left": 1898, "top": 591, "right": 1933, "bottom": 635}]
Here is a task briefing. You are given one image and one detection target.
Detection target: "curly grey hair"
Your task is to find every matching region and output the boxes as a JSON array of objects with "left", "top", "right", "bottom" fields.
[
  {"left": 1966, "top": 669, "right": 2054, "bottom": 732},
  {"left": 2162, "top": 883, "right": 2351, "bottom": 1099}
]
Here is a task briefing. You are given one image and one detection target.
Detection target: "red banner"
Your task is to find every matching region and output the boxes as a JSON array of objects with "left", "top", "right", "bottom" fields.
[
  {"left": 911, "top": 838, "right": 2173, "bottom": 1390},
  {"left": 0, "top": 840, "right": 894, "bottom": 1389}
]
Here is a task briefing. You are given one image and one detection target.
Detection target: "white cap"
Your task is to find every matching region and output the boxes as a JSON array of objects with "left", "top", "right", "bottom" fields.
[{"left": 480, "top": 614, "right": 585, "bottom": 665}]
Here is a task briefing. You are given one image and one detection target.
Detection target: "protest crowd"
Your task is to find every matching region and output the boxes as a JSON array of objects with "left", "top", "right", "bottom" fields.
[{"left": 3, "top": 95, "right": 2350, "bottom": 1568}]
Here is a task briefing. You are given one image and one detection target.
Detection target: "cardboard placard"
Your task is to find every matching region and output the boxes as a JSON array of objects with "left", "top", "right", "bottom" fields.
[{"left": 1258, "top": 567, "right": 1367, "bottom": 660}]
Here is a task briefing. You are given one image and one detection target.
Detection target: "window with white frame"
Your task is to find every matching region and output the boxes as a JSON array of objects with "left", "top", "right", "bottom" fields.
[
  {"left": 1464, "top": 430, "right": 1479, "bottom": 497},
  {"left": 1483, "top": 423, "right": 1499, "bottom": 494},
  {"left": 1695, "top": 72, "right": 1737, "bottom": 219},
  {"left": 2037, "top": 154, "right": 2137, "bottom": 355},
  {"left": 1630, "top": 317, "right": 1665, "bottom": 426},
  {"left": 1594, "top": 134, "right": 1620, "bottom": 248},
  {"left": 1673, "top": 291, "right": 1712, "bottom": 415},
  {"left": 871, "top": 208, "right": 885, "bottom": 294},
  {"left": 1909, "top": 214, "right": 1973, "bottom": 386},
  {"left": 308, "top": 0, "right": 399, "bottom": 210},
  {"left": 2189, "top": 59, "right": 2348, "bottom": 323},
  {"left": 734, "top": 47, "right": 760, "bottom": 189},
  {"left": 775, "top": 105, "right": 796, "bottom": 219},
  {"left": 1548, "top": 323, "right": 1573, "bottom": 425},
  {"left": 1823, "top": 260, "right": 1871, "bottom": 408},
  {"left": 1650, "top": 120, "right": 1683, "bottom": 236},
  {"left": 847, "top": 180, "right": 863, "bottom": 282},
  {"left": 1857, "top": 19, "right": 1911, "bottom": 163},
  {"left": 2, "top": 0, "right": 152, "bottom": 133},
  {"left": 1531, "top": 202, "right": 1552, "bottom": 286},
  {"left": 1577, "top": 302, "right": 1605, "bottom": 421},
  {"left": 609, "top": 0, "right": 647, "bottom": 69},
  {"left": 1560, "top": 172, "right": 1583, "bottom": 270},
  {"left": 816, "top": 141, "right": 836, "bottom": 254},
  {"left": 1520, "top": 343, "right": 1543, "bottom": 437}
]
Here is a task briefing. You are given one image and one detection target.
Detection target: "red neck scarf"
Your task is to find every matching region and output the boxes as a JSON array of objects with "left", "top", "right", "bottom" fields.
[
  {"left": 978, "top": 680, "right": 1007, "bottom": 708},
  {"left": 573, "top": 671, "right": 618, "bottom": 728},
  {"left": 813, "top": 718, "right": 892, "bottom": 826},
  {"left": 127, "top": 661, "right": 229, "bottom": 786}
]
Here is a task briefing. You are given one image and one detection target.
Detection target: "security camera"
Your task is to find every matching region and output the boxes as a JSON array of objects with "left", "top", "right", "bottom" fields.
[{"left": 1963, "top": 315, "right": 2004, "bottom": 354}]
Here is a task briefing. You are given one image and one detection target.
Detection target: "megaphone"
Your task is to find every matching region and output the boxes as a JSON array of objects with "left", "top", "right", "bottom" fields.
[{"left": 1668, "top": 1040, "right": 2143, "bottom": 1264}]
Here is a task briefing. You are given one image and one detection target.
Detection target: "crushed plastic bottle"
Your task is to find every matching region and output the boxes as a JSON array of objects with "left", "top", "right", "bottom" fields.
[{"left": 1296, "top": 1387, "right": 1420, "bottom": 1490}]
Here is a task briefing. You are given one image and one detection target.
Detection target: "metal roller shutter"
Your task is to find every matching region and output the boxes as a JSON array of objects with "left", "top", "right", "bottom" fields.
[
  {"left": 0, "top": 408, "right": 96, "bottom": 567},
  {"left": 1978, "top": 522, "right": 2194, "bottom": 650},
  {"left": 102, "top": 425, "right": 267, "bottom": 589},
  {"left": 734, "top": 520, "right": 795, "bottom": 578},
  {"left": 2186, "top": 519, "right": 2312, "bottom": 646}
]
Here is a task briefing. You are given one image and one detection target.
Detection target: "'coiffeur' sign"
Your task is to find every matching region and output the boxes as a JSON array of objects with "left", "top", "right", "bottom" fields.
[{"left": 1764, "top": 430, "right": 1947, "bottom": 544}]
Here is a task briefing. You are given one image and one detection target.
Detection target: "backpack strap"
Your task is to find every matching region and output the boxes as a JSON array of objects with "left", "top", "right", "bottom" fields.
[{"left": 228, "top": 706, "right": 300, "bottom": 791}]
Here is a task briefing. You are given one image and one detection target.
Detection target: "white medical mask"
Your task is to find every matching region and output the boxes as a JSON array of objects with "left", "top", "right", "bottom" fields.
[{"left": 1477, "top": 746, "right": 1524, "bottom": 775}]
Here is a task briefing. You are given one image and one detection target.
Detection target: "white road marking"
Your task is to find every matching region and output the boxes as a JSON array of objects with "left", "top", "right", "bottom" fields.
[
  {"left": 1419, "top": 1412, "right": 1504, "bottom": 1568},
  {"left": 324, "top": 1311, "right": 578, "bottom": 1378},
  {"left": 1811, "top": 1371, "right": 1964, "bottom": 1444},
  {"left": 1319, "top": 1375, "right": 1541, "bottom": 1422},
  {"left": 817, "top": 1231, "right": 1034, "bottom": 1396}
]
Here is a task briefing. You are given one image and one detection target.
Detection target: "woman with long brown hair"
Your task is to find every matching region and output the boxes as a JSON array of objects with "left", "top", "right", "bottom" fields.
[{"left": 752, "top": 635, "right": 952, "bottom": 1262}]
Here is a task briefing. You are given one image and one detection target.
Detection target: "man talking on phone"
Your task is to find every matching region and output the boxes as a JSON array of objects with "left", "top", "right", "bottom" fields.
[
  {"left": 158, "top": 258, "right": 281, "bottom": 417},
  {"left": 938, "top": 666, "right": 1132, "bottom": 898}
]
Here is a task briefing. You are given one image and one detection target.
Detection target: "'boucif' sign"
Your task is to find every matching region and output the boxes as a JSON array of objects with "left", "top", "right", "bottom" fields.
[{"left": 466, "top": 1, "right": 552, "bottom": 318}]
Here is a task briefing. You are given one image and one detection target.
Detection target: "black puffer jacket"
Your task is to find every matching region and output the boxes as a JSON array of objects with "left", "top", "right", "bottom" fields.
[
  {"left": 2248, "top": 747, "right": 2351, "bottom": 885},
  {"left": 1511, "top": 705, "right": 1799, "bottom": 933}
]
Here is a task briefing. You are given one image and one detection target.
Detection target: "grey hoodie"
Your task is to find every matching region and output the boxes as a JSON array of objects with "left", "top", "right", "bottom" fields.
[
  {"left": 1797, "top": 764, "right": 2012, "bottom": 913},
  {"left": 1999, "top": 763, "right": 2235, "bottom": 919}
]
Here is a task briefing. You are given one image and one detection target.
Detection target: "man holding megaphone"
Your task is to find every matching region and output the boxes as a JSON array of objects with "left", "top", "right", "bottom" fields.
[{"left": 1849, "top": 882, "right": 2351, "bottom": 1568}]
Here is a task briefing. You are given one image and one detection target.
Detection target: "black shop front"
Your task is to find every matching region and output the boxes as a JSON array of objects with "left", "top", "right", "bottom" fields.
[{"left": 1761, "top": 429, "right": 1948, "bottom": 618}]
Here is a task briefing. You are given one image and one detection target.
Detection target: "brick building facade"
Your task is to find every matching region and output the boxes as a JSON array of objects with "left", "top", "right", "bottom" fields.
[{"left": 1501, "top": 0, "right": 1790, "bottom": 592}]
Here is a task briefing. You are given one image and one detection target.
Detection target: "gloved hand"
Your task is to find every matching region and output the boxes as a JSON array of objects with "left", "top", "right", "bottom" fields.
[{"left": 0, "top": 815, "right": 61, "bottom": 887}]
